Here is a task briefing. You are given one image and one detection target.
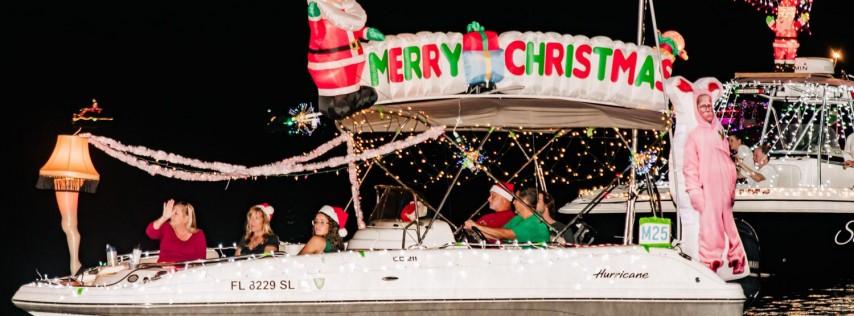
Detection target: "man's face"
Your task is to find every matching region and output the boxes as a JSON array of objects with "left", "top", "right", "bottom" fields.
[
  {"left": 696, "top": 95, "right": 715, "bottom": 123},
  {"left": 777, "top": 6, "right": 796, "bottom": 22},
  {"left": 753, "top": 148, "right": 768, "bottom": 166},
  {"left": 487, "top": 191, "right": 511, "bottom": 212}
]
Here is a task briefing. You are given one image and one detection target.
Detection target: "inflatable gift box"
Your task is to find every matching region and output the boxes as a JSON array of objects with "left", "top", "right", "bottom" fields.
[{"left": 462, "top": 22, "right": 505, "bottom": 86}]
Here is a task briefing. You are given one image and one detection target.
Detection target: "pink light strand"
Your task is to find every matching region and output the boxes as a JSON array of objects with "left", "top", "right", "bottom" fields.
[
  {"left": 83, "top": 127, "right": 444, "bottom": 181},
  {"left": 345, "top": 134, "right": 365, "bottom": 229}
]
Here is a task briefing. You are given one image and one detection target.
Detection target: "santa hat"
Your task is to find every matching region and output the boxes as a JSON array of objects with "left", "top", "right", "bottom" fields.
[
  {"left": 489, "top": 182, "right": 515, "bottom": 202},
  {"left": 658, "top": 30, "right": 688, "bottom": 62},
  {"left": 400, "top": 200, "right": 428, "bottom": 222},
  {"left": 312, "top": 0, "right": 367, "bottom": 32},
  {"left": 318, "top": 205, "right": 349, "bottom": 237},
  {"left": 254, "top": 203, "right": 275, "bottom": 221}
]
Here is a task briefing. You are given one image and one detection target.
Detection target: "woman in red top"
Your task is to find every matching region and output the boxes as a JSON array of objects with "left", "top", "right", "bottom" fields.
[{"left": 146, "top": 199, "right": 207, "bottom": 263}]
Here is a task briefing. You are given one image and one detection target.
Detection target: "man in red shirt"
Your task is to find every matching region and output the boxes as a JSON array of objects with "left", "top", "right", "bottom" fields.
[{"left": 474, "top": 182, "right": 516, "bottom": 228}]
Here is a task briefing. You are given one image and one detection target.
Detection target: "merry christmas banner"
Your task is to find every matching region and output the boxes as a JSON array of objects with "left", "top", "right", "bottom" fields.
[{"left": 360, "top": 31, "right": 674, "bottom": 112}]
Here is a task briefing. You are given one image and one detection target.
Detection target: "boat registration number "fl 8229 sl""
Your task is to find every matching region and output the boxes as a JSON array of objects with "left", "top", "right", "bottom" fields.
[{"left": 230, "top": 280, "right": 296, "bottom": 291}]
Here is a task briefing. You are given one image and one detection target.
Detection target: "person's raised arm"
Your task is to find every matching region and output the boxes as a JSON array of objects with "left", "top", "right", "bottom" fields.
[
  {"left": 152, "top": 199, "right": 174, "bottom": 230},
  {"left": 147, "top": 199, "right": 175, "bottom": 239}
]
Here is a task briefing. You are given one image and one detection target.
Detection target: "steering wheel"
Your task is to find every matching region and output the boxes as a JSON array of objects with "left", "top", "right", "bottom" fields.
[{"left": 467, "top": 226, "right": 488, "bottom": 243}]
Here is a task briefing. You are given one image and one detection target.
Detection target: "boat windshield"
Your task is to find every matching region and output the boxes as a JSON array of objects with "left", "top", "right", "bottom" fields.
[
  {"left": 716, "top": 82, "right": 853, "bottom": 159},
  {"left": 369, "top": 185, "right": 418, "bottom": 221}
]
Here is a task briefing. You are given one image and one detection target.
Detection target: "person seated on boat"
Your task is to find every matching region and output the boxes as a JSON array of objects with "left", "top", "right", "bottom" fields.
[
  {"left": 535, "top": 191, "right": 572, "bottom": 243},
  {"left": 844, "top": 132, "right": 854, "bottom": 168},
  {"left": 146, "top": 199, "right": 207, "bottom": 263},
  {"left": 235, "top": 203, "right": 280, "bottom": 256},
  {"left": 745, "top": 145, "right": 778, "bottom": 188},
  {"left": 473, "top": 182, "right": 517, "bottom": 228},
  {"left": 299, "top": 205, "right": 348, "bottom": 255},
  {"left": 727, "top": 133, "right": 754, "bottom": 179},
  {"left": 464, "top": 188, "right": 549, "bottom": 244}
]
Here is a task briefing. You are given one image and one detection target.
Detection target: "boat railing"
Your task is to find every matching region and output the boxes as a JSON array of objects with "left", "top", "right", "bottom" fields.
[{"left": 561, "top": 165, "right": 632, "bottom": 237}]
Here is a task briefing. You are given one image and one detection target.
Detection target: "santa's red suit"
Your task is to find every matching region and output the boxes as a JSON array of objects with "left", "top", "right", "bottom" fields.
[
  {"left": 307, "top": 0, "right": 368, "bottom": 96},
  {"left": 306, "top": 0, "right": 382, "bottom": 119},
  {"left": 767, "top": 0, "right": 808, "bottom": 72}
]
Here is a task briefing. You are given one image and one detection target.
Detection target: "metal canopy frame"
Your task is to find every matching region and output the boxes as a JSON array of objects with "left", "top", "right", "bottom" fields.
[{"left": 339, "top": 0, "right": 671, "bottom": 248}]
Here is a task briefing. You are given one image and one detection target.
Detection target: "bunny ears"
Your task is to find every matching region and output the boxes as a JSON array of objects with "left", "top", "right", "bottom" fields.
[
  {"left": 665, "top": 76, "right": 724, "bottom": 103},
  {"left": 664, "top": 76, "right": 725, "bottom": 127}
]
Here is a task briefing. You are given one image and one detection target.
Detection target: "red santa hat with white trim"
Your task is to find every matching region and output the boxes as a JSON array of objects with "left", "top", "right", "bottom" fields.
[
  {"left": 254, "top": 203, "right": 275, "bottom": 221},
  {"left": 489, "top": 182, "right": 515, "bottom": 202},
  {"left": 318, "top": 205, "right": 349, "bottom": 237}
]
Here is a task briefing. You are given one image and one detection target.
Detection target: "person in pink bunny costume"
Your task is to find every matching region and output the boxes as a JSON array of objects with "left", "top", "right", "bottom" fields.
[
  {"left": 665, "top": 77, "right": 702, "bottom": 261},
  {"left": 665, "top": 76, "right": 748, "bottom": 280}
]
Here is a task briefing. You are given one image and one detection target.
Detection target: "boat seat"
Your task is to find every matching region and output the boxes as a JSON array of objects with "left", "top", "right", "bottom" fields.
[
  {"left": 279, "top": 242, "right": 305, "bottom": 255},
  {"left": 206, "top": 248, "right": 220, "bottom": 259},
  {"left": 771, "top": 163, "right": 801, "bottom": 187}
]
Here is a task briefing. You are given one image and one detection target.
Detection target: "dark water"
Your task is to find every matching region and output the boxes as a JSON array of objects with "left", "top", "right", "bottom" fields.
[{"left": 745, "top": 280, "right": 854, "bottom": 315}]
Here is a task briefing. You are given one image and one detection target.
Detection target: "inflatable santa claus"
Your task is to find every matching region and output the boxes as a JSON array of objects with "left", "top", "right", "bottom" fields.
[
  {"left": 766, "top": 0, "right": 810, "bottom": 72},
  {"left": 307, "top": 0, "right": 385, "bottom": 119}
]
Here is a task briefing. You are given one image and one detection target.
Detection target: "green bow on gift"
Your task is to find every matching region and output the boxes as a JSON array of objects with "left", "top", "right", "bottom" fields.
[
  {"left": 466, "top": 21, "right": 485, "bottom": 33},
  {"left": 467, "top": 21, "right": 489, "bottom": 54}
]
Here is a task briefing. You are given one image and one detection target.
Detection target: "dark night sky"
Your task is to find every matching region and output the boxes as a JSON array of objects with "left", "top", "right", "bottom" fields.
[{"left": 5, "top": 1, "right": 853, "bottom": 314}]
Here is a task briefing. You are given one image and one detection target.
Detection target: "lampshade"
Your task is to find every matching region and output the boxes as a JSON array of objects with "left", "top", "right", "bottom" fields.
[{"left": 37, "top": 135, "right": 100, "bottom": 193}]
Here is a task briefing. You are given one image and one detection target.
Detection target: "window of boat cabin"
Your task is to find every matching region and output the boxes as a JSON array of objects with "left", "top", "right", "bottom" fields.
[
  {"left": 715, "top": 89, "right": 849, "bottom": 161},
  {"left": 369, "top": 185, "right": 420, "bottom": 221}
]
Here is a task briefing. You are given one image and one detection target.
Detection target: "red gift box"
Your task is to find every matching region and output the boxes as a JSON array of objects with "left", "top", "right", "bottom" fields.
[{"left": 463, "top": 30, "right": 500, "bottom": 52}]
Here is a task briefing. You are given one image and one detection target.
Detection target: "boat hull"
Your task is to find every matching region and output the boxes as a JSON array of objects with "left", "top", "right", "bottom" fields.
[
  {"left": 13, "top": 247, "right": 744, "bottom": 316},
  {"left": 16, "top": 298, "right": 743, "bottom": 316},
  {"left": 560, "top": 187, "right": 854, "bottom": 279}
]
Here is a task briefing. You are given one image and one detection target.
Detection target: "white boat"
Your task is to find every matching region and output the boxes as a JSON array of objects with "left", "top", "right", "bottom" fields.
[
  {"left": 13, "top": 1, "right": 752, "bottom": 313},
  {"left": 13, "top": 245, "right": 744, "bottom": 316},
  {"left": 560, "top": 72, "right": 854, "bottom": 278},
  {"left": 13, "top": 178, "right": 746, "bottom": 316}
]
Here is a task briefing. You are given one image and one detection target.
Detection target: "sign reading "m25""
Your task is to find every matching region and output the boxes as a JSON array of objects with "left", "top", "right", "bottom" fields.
[{"left": 639, "top": 217, "right": 671, "bottom": 248}]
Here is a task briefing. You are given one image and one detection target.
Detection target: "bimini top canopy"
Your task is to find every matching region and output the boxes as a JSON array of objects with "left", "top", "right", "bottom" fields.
[
  {"left": 730, "top": 72, "right": 854, "bottom": 104},
  {"left": 339, "top": 30, "right": 674, "bottom": 132},
  {"left": 734, "top": 72, "right": 854, "bottom": 88},
  {"left": 340, "top": 94, "right": 667, "bottom": 132}
]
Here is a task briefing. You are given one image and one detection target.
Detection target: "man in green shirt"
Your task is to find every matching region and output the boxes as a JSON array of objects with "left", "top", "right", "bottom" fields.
[{"left": 464, "top": 188, "right": 549, "bottom": 244}]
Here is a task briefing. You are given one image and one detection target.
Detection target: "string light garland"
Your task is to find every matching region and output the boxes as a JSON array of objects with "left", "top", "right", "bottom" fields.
[
  {"left": 83, "top": 127, "right": 445, "bottom": 181},
  {"left": 714, "top": 79, "right": 854, "bottom": 188},
  {"left": 350, "top": 127, "right": 661, "bottom": 193},
  {"left": 736, "top": 0, "right": 814, "bottom": 34}
]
